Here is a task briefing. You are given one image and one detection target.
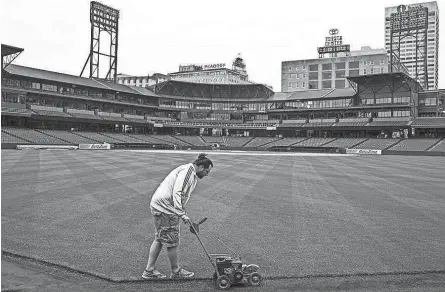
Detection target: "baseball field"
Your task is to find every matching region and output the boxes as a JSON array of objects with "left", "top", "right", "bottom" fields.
[{"left": 1, "top": 149, "right": 444, "bottom": 282}]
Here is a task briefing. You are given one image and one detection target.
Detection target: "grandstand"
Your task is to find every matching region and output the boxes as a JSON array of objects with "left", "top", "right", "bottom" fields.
[{"left": 1, "top": 44, "right": 445, "bottom": 155}]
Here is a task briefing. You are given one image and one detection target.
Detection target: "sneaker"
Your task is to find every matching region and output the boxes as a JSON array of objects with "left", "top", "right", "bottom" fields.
[
  {"left": 142, "top": 269, "right": 167, "bottom": 279},
  {"left": 171, "top": 267, "right": 195, "bottom": 279}
]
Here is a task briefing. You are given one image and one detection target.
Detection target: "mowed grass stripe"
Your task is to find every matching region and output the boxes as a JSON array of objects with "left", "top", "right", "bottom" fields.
[{"left": 317, "top": 157, "right": 445, "bottom": 271}]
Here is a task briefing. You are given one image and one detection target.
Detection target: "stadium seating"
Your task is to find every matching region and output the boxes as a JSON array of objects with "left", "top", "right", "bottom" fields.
[
  {"left": 292, "top": 138, "right": 336, "bottom": 147},
  {"left": 321, "top": 138, "right": 368, "bottom": 148},
  {"left": 201, "top": 136, "right": 226, "bottom": 143},
  {"left": 243, "top": 137, "right": 280, "bottom": 148},
  {"left": 172, "top": 136, "right": 209, "bottom": 146},
  {"left": 387, "top": 138, "right": 442, "bottom": 151},
  {"left": 1, "top": 127, "right": 69, "bottom": 144},
  {"left": 261, "top": 137, "right": 308, "bottom": 148},
  {"left": 98, "top": 132, "right": 148, "bottom": 143},
  {"left": 428, "top": 139, "right": 445, "bottom": 152},
  {"left": 352, "top": 138, "right": 401, "bottom": 150},
  {"left": 125, "top": 134, "right": 171, "bottom": 144},
  {"left": 73, "top": 132, "right": 120, "bottom": 143},
  {"left": 153, "top": 135, "right": 191, "bottom": 146},
  {"left": 37, "top": 130, "right": 98, "bottom": 144},
  {"left": 223, "top": 137, "right": 254, "bottom": 147},
  {"left": 1, "top": 131, "right": 30, "bottom": 144}
]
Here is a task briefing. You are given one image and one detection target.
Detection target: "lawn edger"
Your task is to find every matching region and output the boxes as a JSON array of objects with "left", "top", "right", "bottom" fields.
[{"left": 188, "top": 217, "right": 263, "bottom": 290}]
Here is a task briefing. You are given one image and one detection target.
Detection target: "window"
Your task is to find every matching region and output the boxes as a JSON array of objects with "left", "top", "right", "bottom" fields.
[
  {"left": 378, "top": 111, "right": 391, "bottom": 117},
  {"left": 336, "top": 70, "right": 346, "bottom": 78},
  {"left": 309, "top": 81, "right": 318, "bottom": 89},
  {"left": 380, "top": 68, "right": 384, "bottom": 73},
  {"left": 335, "top": 62, "right": 345, "bottom": 70},
  {"left": 425, "top": 98, "right": 437, "bottom": 106},
  {"left": 349, "top": 61, "right": 359, "bottom": 69},
  {"left": 335, "top": 80, "right": 345, "bottom": 88},
  {"left": 362, "top": 69, "right": 367, "bottom": 75},
  {"left": 322, "top": 80, "right": 331, "bottom": 89},
  {"left": 309, "top": 72, "right": 318, "bottom": 80},
  {"left": 302, "top": 82, "right": 306, "bottom": 88},
  {"left": 349, "top": 69, "right": 359, "bottom": 77},
  {"left": 370, "top": 68, "right": 374, "bottom": 74},
  {"left": 370, "top": 61, "right": 374, "bottom": 65},
  {"left": 363, "top": 61, "right": 367, "bottom": 65},
  {"left": 322, "top": 72, "right": 332, "bottom": 79},
  {"left": 322, "top": 63, "right": 332, "bottom": 71},
  {"left": 309, "top": 64, "right": 318, "bottom": 72},
  {"left": 393, "top": 110, "right": 410, "bottom": 117},
  {"left": 288, "top": 67, "right": 292, "bottom": 71}
]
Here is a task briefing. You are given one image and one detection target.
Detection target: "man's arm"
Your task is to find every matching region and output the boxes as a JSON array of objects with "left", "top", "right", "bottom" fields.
[{"left": 171, "top": 166, "right": 193, "bottom": 220}]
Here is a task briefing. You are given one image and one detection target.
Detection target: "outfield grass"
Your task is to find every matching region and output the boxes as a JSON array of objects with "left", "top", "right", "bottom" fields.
[{"left": 1, "top": 149, "right": 444, "bottom": 280}]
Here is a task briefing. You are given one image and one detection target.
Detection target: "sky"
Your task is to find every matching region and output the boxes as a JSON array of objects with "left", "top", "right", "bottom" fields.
[{"left": 1, "top": 0, "right": 444, "bottom": 91}]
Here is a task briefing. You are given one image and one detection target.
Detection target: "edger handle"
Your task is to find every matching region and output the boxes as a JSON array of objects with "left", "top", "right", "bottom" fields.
[{"left": 198, "top": 217, "right": 207, "bottom": 225}]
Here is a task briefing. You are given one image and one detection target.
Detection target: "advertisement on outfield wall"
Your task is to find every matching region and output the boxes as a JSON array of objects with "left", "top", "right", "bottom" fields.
[
  {"left": 78, "top": 143, "right": 111, "bottom": 150},
  {"left": 346, "top": 149, "right": 382, "bottom": 155}
]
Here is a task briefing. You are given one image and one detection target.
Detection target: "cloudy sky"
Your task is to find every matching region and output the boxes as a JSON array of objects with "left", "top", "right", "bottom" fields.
[{"left": 1, "top": 0, "right": 443, "bottom": 90}]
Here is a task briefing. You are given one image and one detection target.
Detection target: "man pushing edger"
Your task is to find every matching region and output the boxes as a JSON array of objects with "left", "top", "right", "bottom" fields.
[{"left": 142, "top": 153, "right": 213, "bottom": 279}]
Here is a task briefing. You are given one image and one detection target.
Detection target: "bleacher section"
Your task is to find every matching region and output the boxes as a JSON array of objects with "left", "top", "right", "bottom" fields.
[
  {"left": 126, "top": 134, "right": 174, "bottom": 145},
  {"left": 387, "top": 138, "right": 442, "bottom": 152},
  {"left": 1, "top": 131, "right": 30, "bottom": 144},
  {"left": 37, "top": 130, "right": 98, "bottom": 144},
  {"left": 244, "top": 137, "right": 280, "bottom": 148},
  {"left": 321, "top": 138, "right": 368, "bottom": 148},
  {"left": 201, "top": 136, "right": 226, "bottom": 143},
  {"left": 2, "top": 127, "right": 69, "bottom": 144},
  {"left": 428, "top": 139, "right": 445, "bottom": 152},
  {"left": 152, "top": 135, "right": 190, "bottom": 146},
  {"left": 352, "top": 139, "right": 401, "bottom": 150},
  {"left": 293, "top": 138, "right": 336, "bottom": 147},
  {"left": 224, "top": 137, "right": 254, "bottom": 147},
  {"left": 72, "top": 132, "right": 115, "bottom": 143},
  {"left": 173, "top": 136, "right": 209, "bottom": 146},
  {"left": 99, "top": 132, "right": 148, "bottom": 143},
  {"left": 262, "top": 137, "right": 307, "bottom": 148}
]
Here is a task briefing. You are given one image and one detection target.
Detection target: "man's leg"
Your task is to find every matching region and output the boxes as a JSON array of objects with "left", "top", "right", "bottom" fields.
[
  {"left": 167, "top": 245, "right": 180, "bottom": 272},
  {"left": 145, "top": 239, "right": 163, "bottom": 271}
]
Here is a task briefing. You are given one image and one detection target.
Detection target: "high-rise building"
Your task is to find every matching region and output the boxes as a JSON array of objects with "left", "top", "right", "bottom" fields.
[
  {"left": 281, "top": 46, "right": 389, "bottom": 92},
  {"left": 385, "top": 1, "right": 439, "bottom": 90}
]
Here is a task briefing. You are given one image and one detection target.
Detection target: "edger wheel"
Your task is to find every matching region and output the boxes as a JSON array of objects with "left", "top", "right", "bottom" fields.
[
  {"left": 248, "top": 272, "right": 262, "bottom": 286},
  {"left": 216, "top": 275, "right": 231, "bottom": 290}
]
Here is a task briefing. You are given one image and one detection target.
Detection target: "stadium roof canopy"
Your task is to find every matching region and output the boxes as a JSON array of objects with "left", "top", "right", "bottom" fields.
[
  {"left": 153, "top": 80, "right": 274, "bottom": 99},
  {"left": 269, "top": 88, "right": 356, "bottom": 101},
  {"left": 1, "top": 44, "right": 24, "bottom": 57},
  {"left": 347, "top": 72, "right": 423, "bottom": 92},
  {"left": 2, "top": 44, "right": 24, "bottom": 69},
  {"left": 4, "top": 64, "right": 158, "bottom": 97}
]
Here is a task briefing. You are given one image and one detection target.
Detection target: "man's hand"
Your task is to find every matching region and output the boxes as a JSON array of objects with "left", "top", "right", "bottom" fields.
[{"left": 181, "top": 214, "right": 190, "bottom": 224}]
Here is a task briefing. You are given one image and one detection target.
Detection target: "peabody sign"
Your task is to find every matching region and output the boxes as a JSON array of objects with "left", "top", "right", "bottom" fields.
[{"left": 203, "top": 63, "right": 226, "bottom": 69}]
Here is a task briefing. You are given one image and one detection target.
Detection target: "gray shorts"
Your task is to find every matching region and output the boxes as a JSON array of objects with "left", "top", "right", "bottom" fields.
[{"left": 151, "top": 210, "right": 180, "bottom": 247}]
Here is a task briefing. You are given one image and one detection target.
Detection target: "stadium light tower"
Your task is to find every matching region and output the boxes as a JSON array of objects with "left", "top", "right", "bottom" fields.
[
  {"left": 80, "top": 1, "right": 119, "bottom": 83},
  {"left": 389, "top": 4, "right": 428, "bottom": 89}
]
